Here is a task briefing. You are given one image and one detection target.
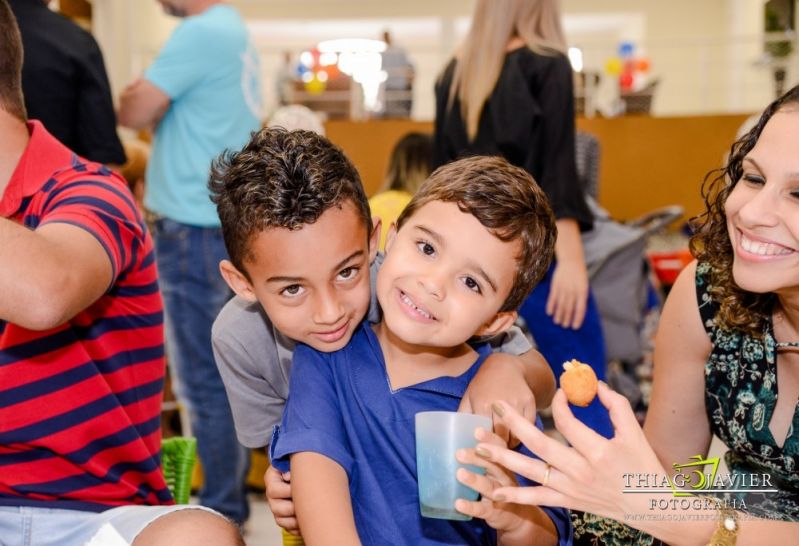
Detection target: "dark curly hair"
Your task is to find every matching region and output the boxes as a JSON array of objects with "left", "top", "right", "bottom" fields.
[
  {"left": 209, "top": 127, "right": 371, "bottom": 276},
  {"left": 690, "top": 85, "right": 799, "bottom": 336},
  {"left": 397, "top": 155, "right": 556, "bottom": 312}
]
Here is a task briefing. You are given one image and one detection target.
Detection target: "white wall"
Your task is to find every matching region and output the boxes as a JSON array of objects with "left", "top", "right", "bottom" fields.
[
  {"left": 562, "top": 0, "right": 780, "bottom": 115},
  {"left": 93, "top": 0, "right": 793, "bottom": 119}
]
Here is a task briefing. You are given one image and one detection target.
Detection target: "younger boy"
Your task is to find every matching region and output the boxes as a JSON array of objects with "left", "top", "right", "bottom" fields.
[{"left": 270, "top": 156, "right": 572, "bottom": 545}]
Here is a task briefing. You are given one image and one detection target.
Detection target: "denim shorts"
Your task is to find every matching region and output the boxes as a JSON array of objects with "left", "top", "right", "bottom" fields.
[{"left": 0, "top": 504, "right": 218, "bottom": 546}]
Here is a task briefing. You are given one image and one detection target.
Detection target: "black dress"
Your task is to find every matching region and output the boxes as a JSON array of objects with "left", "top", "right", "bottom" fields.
[{"left": 433, "top": 47, "right": 592, "bottom": 230}]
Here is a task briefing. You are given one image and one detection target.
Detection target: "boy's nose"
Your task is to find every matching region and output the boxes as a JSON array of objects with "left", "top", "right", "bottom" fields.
[
  {"left": 312, "top": 291, "right": 344, "bottom": 325},
  {"left": 417, "top": 272, "right": 445, "bottom": 300}
]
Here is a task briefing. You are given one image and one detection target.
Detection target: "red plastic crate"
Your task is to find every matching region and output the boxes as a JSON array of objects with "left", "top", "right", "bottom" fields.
[{"left": 648, "top": 248, "right": 693, "bottom": 286}]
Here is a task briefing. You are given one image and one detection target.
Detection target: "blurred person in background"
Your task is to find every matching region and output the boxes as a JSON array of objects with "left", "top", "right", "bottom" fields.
[
  {"left": 380, "top": 30, "right": 414, "bottom": 118},
  {"left": 433, "top": 0, "right": 611, "bottom": 438},
  {"left": 275, "top": 50, "right": 295, "bottom": 107},
  {"left": 368, "top": 132, "right": 433, "bottom": 250},
  {"left": 9, "top": 0, "right": 126, "bottom": 166},
  {"left": 118, "top": 0, "right": 262, "bottom": 526}
]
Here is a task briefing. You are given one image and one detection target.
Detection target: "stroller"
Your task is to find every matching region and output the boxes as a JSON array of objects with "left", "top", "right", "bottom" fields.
[
  {"left": 576, "top": 131, "right": 684, "bottom": 411},
  {"left": 582, "top": 197, "right": 683, "bottom": 365}
]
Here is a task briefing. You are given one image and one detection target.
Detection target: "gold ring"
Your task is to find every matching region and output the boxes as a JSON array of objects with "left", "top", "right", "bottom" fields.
[{"left": 542, "top": 464, "right": 552, "bottom": 487}]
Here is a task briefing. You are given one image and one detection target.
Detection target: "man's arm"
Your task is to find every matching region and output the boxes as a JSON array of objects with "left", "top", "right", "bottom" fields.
[
  {"left": 291, "top": 452, "right": 361, "bottom": 545},
  {"left": 118, "top": 79, "right": 170, "bottom": 132},
  {"left": 0, "top": 218, "right": 111, "bottom": 329}
]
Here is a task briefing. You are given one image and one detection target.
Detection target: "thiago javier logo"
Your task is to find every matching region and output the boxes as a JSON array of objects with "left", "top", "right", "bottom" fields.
[{"left": 622, "top": 454, "right": 777, "bottom": 511}]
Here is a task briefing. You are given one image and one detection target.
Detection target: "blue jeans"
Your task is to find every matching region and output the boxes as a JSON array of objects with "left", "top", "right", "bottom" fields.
[
  {"left": 152, "top": 218, "right": 250, "bottom": 524},
  {"left": 518, "top": 264, "right": 613, "bottom": 438}
]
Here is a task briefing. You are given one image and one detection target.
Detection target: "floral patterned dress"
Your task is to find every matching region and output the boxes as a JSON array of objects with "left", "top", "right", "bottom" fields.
[
  {"left": 697, "top": 261, "right": 799, "bottom": 520},
  {"left": 572, "top": 262, "right": 799, "bottom": 545}
]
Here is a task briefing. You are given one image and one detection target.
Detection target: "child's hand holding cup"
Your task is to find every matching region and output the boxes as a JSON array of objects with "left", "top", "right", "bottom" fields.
[{"left": 415, "top": 411, "right": 492, "bottom": 520}]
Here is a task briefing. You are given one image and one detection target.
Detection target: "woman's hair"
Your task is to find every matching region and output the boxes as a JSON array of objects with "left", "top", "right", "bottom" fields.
[
  {"left": 383, "top": 132, "right": 433, "bottom": 195},
  {"left": 448, "top": 0, "right": 567, "bottom": 141},
  {"left": 690, "top": 84, "right": 799, "bottom": 336}
]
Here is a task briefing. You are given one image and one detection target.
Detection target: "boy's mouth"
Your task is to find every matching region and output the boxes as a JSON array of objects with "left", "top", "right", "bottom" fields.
[
  {"left": 312, "top": 321, "right": 350, "bottom": 343},
  {"left": 398, "top": 290, "right": 436, "bottom": 322}
]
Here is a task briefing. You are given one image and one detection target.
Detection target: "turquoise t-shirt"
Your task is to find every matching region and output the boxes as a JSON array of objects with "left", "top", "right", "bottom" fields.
[{"left": 144, "top": 4, "right": 262, "bottom": 226}]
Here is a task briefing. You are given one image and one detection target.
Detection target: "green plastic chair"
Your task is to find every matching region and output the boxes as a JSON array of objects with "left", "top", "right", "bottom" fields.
[{"left": 161, "top": 436, "right": 197, "bottom": 504}]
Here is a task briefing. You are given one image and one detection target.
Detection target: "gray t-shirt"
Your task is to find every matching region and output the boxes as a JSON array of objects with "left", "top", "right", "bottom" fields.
[{"left": 212, "top": 256, "right": 532, "bottom": 448}]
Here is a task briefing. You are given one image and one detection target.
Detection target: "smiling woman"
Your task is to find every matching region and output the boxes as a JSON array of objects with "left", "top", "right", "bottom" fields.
[{"left": 459, "top": 84, "right": 799, "bottom": 546}]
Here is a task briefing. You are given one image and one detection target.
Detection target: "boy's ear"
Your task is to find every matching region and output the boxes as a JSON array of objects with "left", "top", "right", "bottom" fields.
[
  {"left": 219, "top": 260, "right": 258, "bottom": 303},
  {"left": 369, "top": 216, "right": 382, "bottom": 262},
  {"left": 384, "top": 222, "right": 399, "bottom": 254},
  {"left": 474, "top": 310, "right": 517, "bottom": 338}
]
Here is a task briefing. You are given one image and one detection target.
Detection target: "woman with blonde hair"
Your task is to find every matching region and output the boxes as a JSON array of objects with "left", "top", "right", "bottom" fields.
[{"left": 434, "top": 0, "right": 610, "bottom": 437}]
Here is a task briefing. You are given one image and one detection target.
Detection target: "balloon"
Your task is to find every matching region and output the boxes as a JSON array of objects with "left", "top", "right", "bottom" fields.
[
  {"left": 324, "top": 63, "right": 340, "bottom": 79},
  {"left": 310, "top": 47, "right": 321, "bottom": 66},
  {"left": 618, "top": 41, "right": 635, "bottom": 58},
  {"left": 619, "top": 72, "right": 634, "bottom": 91},
  {"left": 304, "top": 74, "right": 326, "bottom": 94},
  {"left": 605, "top": 57, "right": 623, "bottom": 76},
  {"left": 637, "top": 58, "right": 651, "bottom": 72}
]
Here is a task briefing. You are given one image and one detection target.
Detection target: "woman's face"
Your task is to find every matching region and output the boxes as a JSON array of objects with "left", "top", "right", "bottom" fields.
[{"left": 725, "top": 109, "right": 799, "bottom": 295}]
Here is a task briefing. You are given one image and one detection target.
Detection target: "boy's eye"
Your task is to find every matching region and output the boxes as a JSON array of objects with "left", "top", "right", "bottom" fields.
[
  {"left": 462, "top": 276, "right": 482, "bottom": 294},
  {"left": 416, "top": 241, "right": 435, "bottom": 256},
  {"left": 280, "top": 284, "right": 305, "bottom": 298},
  {"left": 337, "top": 267, "right": 358, "bottom": 281}
]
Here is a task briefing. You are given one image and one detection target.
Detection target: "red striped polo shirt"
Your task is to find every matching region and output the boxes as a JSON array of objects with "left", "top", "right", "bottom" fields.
[{"left": 0, "top": 121, "right": 172, "bottom": 512}]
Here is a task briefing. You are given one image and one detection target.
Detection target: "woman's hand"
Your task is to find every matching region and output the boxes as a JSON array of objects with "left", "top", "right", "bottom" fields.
[
  {"left": 454, "top": 427, "right": 521, "bottom": 526},
  {"left": 547, "top": 219, "right": 589, "bottom": 329},
  {"left": 454, "top": 427, "right": 558, "bottom": 546},
  {"left": 479, "top": 383, "right": 667, "bottom": 522}
]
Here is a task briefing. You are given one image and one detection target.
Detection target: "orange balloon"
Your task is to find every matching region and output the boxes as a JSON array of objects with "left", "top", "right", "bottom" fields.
[
  {"left": 324, "top": 64, "right": 340, "bottom": 79},
  {"left": 636, "top": 58, "right": 651, "bottom": 72}
]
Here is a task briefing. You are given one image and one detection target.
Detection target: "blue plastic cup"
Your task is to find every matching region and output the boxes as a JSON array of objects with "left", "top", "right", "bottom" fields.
[{"left": 415, "top": 411, "right": 492, "bottom": 520}]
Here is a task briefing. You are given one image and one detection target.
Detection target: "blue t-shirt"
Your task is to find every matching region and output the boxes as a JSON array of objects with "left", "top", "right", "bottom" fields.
[
  {"left": 271, "top": 322, "right": 572, "bottom": 545},
  {"left": 144, "top": 4, "right": 262, "bottom": 226}
]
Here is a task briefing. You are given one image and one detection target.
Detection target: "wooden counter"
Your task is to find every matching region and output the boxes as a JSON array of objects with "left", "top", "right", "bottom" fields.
[{"left": 325, "top": 114, "right": 752, "bottom": 224}]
